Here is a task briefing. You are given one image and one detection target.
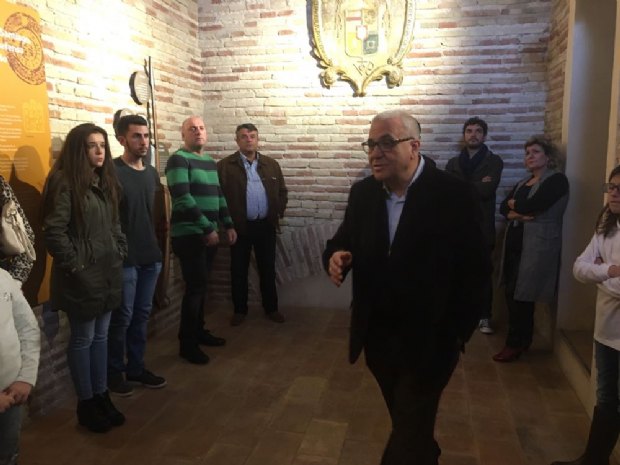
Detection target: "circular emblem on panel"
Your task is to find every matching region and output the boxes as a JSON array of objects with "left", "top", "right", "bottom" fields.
[{"left": 3, "top": 12, "right": 45, "bottom": 85}]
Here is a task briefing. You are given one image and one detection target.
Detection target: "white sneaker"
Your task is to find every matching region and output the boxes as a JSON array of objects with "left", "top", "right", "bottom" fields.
[{"left": 478, "top": 318, "right": 494, "bottom": 334}]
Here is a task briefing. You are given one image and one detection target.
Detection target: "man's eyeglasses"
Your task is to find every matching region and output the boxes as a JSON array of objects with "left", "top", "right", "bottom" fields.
[
  {"left": 604, "top": 183, "right": 620, "bottom": 193},
  {"left": 361, "top": 137, "right": 415, "bottom": 154}
]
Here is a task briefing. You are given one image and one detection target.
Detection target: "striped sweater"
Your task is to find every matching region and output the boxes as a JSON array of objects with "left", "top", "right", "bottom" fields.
[{"left": 165, "top": 149, "right": 233, "bottom": 237}]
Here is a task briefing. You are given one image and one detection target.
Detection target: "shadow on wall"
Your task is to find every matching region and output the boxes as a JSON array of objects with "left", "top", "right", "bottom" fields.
[
  {"left": 0, "top": 149, "right": 47, "bottom": 305},
  {"left": 12, "top": 146, "right": 47, "bottom": 305},
  {"left": 273, "top": 221, "right": 352, "bottom": 309}
]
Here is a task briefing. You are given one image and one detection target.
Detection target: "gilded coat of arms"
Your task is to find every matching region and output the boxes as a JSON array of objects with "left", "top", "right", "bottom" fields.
[{"left": 311, "top": 0, "right": 416, "bottom": 96}]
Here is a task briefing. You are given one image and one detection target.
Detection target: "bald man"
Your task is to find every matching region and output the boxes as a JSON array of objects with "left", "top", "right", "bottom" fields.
[{"left": 165, "top": 116, "right": 237, "bottom": 365}]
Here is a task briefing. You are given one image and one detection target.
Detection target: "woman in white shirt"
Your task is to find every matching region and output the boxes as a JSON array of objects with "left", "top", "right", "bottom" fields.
[{"left": 552, "top": 165, "right": 620, "bottom": 465}]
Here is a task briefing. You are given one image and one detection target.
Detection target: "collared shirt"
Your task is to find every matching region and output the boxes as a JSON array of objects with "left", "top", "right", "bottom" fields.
[
  {"left": 241, "top": 152, "right": 268, "bottom": 220},
  {"left": 385, "top": 156, "right": 425, "bottom": 246}
]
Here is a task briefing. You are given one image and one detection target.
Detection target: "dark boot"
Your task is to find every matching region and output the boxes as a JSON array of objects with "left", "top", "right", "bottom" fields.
[
  {"left": 179, "top": 343, "right": 209, "bottom": 364},
  {"left": 94, "top": 391, "right": 125, "bottom": 427},
  {"left": 551, "top": 406, "right": 620, "bottom": 465},
  {"left": 77, "top": 397, "right": 111, "bottom": 433}
]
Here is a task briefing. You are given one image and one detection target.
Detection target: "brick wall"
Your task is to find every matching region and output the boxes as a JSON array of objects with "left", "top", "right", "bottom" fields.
[
  {"left": 17, "top": 0, "right": 202, "bottom": 153},
  {"left": 197, "top": 0, "right": 558, "bottom": 288},
  {"left": 200, "top": 0, "right": 555, "bottom": 214},
  {"left": 8, "top": 0, "right": 569, "bottom": 417},
  {"left": 544, "top": 0, "right": 569, "bottom": 146}
]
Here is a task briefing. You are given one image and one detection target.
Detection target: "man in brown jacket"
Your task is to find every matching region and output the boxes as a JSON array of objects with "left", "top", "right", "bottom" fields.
[{"left": 217, "top": 124, "right": 288, "bottom": 326}]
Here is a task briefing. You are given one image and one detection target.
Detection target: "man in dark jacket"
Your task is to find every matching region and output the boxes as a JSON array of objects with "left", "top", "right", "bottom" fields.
[
  {"left": 445, "top": 117, "right": 503, "bottom": 335},
  {"left": 324, "top": 110, "right": 489, "bottom": 465},
  {"left": 217, "top": 124, "right": 288, "bottom": 326}
]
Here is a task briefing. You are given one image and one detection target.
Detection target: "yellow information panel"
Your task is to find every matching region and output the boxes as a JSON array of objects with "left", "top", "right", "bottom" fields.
[{"left": 0, "top": 0, "right": 51, "bottom": 304}]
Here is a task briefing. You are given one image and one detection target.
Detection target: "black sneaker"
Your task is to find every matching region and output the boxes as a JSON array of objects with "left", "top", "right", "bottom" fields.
[
  {"left": 108, "top": 373, "right": 134, "bottom": 397},
  {"left": 126, "top": 369, "right": 167, "bottom": 389}
]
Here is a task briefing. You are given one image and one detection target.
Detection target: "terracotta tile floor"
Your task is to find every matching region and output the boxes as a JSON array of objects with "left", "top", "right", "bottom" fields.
[{"left": 19, "top": 306, "right": 618, "bottom": 465}]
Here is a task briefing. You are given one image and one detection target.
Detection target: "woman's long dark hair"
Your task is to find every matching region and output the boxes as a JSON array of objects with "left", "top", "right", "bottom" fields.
[
  {"left": 596, "top": 165, "right": 620, "bottom": 237},
  {"left": 43, "top": 123, "right": 120, "bottom": 230}
]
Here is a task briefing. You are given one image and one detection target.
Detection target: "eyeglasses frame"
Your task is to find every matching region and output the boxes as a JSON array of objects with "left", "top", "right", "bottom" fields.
[{"left": 361, "top": 137, "right": 416, "bottom": 154}]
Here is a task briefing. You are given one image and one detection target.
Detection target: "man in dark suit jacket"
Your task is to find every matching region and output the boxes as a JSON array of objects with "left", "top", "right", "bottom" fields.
[{"left": 323, "top": 110, "right": 490, "bottom": 465}]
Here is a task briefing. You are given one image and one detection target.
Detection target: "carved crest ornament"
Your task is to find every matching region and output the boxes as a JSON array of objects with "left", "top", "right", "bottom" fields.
[{"left": 310, "top": 0, "right": 416, "bottom": 96}]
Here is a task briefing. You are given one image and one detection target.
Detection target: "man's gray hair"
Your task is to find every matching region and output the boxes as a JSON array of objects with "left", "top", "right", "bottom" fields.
[{"left": 373, "top": 110, "right": 421, "bottom": 139}]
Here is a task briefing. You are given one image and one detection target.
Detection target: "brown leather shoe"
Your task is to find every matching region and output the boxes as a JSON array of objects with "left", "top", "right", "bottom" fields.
[
  {"left": 179, "top": 345, "right": 210, "bottom": 364},
  {"left": 266, "top": 311, "right": 285, "bottom": 323},
  {"left": 231, "top": 313, "right": 246, "bottom": 326}
]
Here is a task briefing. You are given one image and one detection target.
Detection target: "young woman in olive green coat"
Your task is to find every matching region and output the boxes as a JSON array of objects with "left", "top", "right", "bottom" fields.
[{"left": 42, "top": 123, "right": 127, "bottom": 433}]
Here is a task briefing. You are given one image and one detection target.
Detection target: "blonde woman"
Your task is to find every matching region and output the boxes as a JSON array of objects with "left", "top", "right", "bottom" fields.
[{"left": 494, "top": 136, "right": 569, "bottom": 362}]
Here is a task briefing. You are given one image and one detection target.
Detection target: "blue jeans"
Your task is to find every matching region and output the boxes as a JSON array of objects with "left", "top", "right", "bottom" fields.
[
  {"left": 108, "top": 263, "right": 162, "bottom": 377},
  {"left": 67, "top": 312, "right": 111, "bottom": 400},
  {"left": 595, "top": 341, "right": 620, "bottom": 413},
  {"left": 0, "top": 405, "right": 21, "bottom": 465}
]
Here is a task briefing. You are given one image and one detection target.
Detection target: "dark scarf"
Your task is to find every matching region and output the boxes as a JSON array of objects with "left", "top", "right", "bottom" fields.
[{"left": 458, "top": 144, "right": 488, "bottom": 180}]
